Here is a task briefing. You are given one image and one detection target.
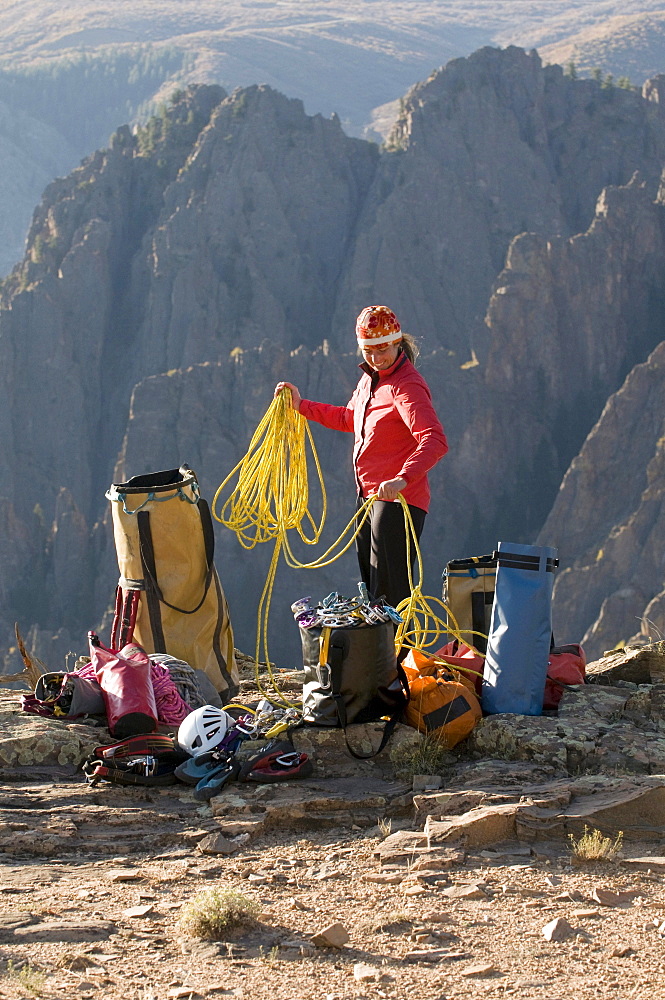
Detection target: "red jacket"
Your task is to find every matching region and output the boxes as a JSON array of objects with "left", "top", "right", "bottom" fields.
[{"left": 299, "top": 353, "right": 447, "bottom": 512}]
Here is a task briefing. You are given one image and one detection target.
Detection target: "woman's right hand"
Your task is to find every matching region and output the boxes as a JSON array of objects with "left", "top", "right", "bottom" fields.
[{"left": 274, "top": 381, "right": 301, "bottom": 410}]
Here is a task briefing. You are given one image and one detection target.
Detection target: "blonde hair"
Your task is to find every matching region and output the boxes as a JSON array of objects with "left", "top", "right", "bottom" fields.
[{"left": 400, "top": 332, "right": 420, "bottom": 363}]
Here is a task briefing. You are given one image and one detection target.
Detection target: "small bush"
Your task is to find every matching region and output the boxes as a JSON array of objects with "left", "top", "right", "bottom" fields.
[
  {"left": 569, "top": 826, "right": 623, "bottom": 862},
  {"left": 259, "top": 944, "right": 280, "bottom": 966},
  {"left": 6, "top": 960, "right": 46, "bottom": 995},
  {"left": 394, "top": 732, "right": 453, "bottom": 779},
  {"left": 377, "top": 816, "right": 392, "bottom": 839},
  {"left": 179, "top": 888, "right": 260, "bottom": 939}
]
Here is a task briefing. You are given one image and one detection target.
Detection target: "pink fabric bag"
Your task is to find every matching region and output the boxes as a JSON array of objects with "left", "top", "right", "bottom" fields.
[{"left": 89, "top": 632, "right": 158, "bottom": 737}]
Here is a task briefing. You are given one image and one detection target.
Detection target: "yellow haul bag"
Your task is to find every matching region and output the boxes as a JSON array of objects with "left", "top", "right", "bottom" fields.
[
  {"left": 107, "top": 465, "right": 238, "bottom": 700},
  {"left": 442, "top": 553, "right": 496, "bottom": 653}
]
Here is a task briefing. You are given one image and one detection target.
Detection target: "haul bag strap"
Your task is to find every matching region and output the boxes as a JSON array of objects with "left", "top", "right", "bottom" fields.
[
  {"left": 197, "top": 497, "right": 216, "bottom": 572},
  {"left": 471, "top": 591, "right": 492, "bottom": 654},
  {"left": 471, "top": 590, "right": 492, "bottom": 619},
  {"left": 445, "top": 554, "right": 496, "bottom": 574},
  {"left": 328, "top": 638, "right": 404, "bottom": 761},
  {"left": 136, "top": 499, "right": 215, "bottom": 616},
  {"left": 137, "top": 510, "right": 167, "bottom": 652},
  {"left": 494, "top": 550, "right": 559, "bottom": 572}
]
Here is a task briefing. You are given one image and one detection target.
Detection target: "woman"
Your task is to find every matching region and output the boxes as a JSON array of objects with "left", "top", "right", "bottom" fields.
[{"left": 275, "top": 305, "right": 447, "bottom": 611}]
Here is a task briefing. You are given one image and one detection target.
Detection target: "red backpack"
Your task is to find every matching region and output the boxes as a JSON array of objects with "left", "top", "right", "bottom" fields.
[
  {"left": 544, "top": 643, "right": 586, "bottom": 709},
  {"left": 435, "top": 640, "right": 485, "bottom": 697}
]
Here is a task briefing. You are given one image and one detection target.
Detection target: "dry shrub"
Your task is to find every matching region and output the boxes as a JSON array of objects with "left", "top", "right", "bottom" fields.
[
  {"left": 6, "top": 960, "right": 46, "bottom": 996},
  {"left": 394, "top": 731, "right": 453, "bottom": 779},
  {"left": 364, "top": 911, "right": 413, "bottom": 934},
  {"left": 179, "top": 888, "right": 260, "bottom": 939},
  {"left": 569, "top": 826, "right": 623, "bottom": 862},
  {"left": 377, "top": 816, "right": 392, "bottom": 839},
  {"left": 55, "top": 951, "right": 89, "bottom": 971}
]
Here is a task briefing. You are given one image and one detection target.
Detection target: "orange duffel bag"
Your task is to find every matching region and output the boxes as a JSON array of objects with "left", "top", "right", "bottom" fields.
[{"left": 402, "top": 648, "right": 482, "bottom": 748}]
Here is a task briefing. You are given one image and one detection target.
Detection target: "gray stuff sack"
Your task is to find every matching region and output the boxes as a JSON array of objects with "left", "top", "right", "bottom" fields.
[{"left": 34, "top": 671, "right": 105, "bottom": 718}]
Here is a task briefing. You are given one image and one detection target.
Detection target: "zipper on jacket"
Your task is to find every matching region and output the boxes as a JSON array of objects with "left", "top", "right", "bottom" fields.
[{"left": 354, "top": 353, "right": 408, "bottom": 498}]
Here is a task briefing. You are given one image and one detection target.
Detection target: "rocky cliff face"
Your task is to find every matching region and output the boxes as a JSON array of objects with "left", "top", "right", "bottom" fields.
[
  {"left": 0, "top": 99, "right": 79, "bottom": 276},
  {"left": 0, "top": 86, "right": 226, "bottom": 655},
  {"left": 540, "top": 334, "right": 665, "bottom": 660},
  {"left": 338, "top": 46, "right": 665, "bottom": 355},
  {"left": 458, "top": 173, "right": 665, "bottom": 549},
  {"left": 4, "top": 47, "right": 665, "bottom": 669}
]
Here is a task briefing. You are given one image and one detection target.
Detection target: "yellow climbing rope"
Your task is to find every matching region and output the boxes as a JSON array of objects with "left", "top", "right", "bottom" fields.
[
  {"left": 213, "top": 389, "right": 484, "bottom": 706},
  {"left": 213, "top": 388, "right": 326, "bottom": 548},
  {"left": 394, "top": 501, "right": 480, "bottom": 654}
]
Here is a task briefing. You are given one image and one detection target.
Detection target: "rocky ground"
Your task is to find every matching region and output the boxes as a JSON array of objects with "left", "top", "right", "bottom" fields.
[{"left": 1, "top": 647, "right": 665, "bottom": 999}]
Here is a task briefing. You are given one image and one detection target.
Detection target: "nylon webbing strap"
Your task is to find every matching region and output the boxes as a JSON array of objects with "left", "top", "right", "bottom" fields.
[
  {"left": 424, "top": 693, "right": 472, "bottom": 732},
  {"left": 496, "top": 551, "right": 558, "bottom": 572},
  {"left": 137, "top": 501, "right": 215, "bottom": 616},
  {"left": 94, "top": 734, "right": 176, "bottom": 758},
  {"left": 211, "top": 569, "right": 234, "bottom": 694},
  {"left": 198, "top": 496, "right": 215, "bottom": 569},
  {"left": 84, "top": 763, "right": 177, "bottom": 787},
  {"left": 446, "top": 554, "right": 497, "bottom": 575},
  {"left": 471, "top": 591, "right": 493, "bottom": 652},
  {"left": 110, "top": 586, "right": 123, "bottom": 651},
  {"left": 329, "top": 639, "right": 348, "bottom": 731},
  {"left": 137, "top": 510, "right": 167, "bottom": 653}
]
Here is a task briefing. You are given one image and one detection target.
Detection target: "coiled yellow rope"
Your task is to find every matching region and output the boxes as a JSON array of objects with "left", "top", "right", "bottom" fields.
[
  {"left": 213, "top": 389, "right": 484, "bottom": 705},
  {"left": 213, "top": 389, "right": 326, "bottom": 548}
]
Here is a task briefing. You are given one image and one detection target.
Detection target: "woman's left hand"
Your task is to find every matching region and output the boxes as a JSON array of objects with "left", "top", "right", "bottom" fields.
[
  {"left": 376, "top": 477, "right": 407, "bottom": 501},
  {"left": 274, "top": 381, "right": 301, "bottom": 409}
]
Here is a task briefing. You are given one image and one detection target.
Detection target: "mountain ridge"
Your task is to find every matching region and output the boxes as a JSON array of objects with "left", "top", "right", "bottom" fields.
[
  {"left": 3, "top": 47, "right": 665, "bottom": 666},
  {"left": 2, "top": 3, "right": 665, "bottom": 275}
]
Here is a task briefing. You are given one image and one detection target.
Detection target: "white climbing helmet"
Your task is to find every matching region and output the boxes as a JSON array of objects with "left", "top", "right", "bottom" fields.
[{"left": 177, "top": 705, "right": 232, "bottom": 754}]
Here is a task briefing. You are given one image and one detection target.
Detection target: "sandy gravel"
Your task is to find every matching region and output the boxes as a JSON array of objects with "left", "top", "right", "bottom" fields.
[{"left": 1, "top": 823, "right": 664, "bottom": 1000}]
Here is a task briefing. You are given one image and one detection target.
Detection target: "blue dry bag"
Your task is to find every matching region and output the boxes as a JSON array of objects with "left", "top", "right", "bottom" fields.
[{"left": 482, "top": 541, "right": 558, "bottom": 716}]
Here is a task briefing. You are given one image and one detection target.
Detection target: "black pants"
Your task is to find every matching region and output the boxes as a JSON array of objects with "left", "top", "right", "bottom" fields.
[{"left": 355, "top": 498, "right": 427, "bottom": 610}]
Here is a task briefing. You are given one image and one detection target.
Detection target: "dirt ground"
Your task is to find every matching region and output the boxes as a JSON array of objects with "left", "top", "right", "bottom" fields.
[
  {"left": 1, "top": 803, "right": 664, "bottom": 1000},
  {"left": 2, "top": 656, "right": 665, "bottom": 1000}
]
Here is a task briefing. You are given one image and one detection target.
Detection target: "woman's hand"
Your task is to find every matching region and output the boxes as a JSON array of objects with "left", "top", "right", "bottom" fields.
[
  {"left": 274, "top": 381, "right": 301, "bottom": 410},
  {"left": 376, "top": 477, "right": 407, "bottom": 502}
]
